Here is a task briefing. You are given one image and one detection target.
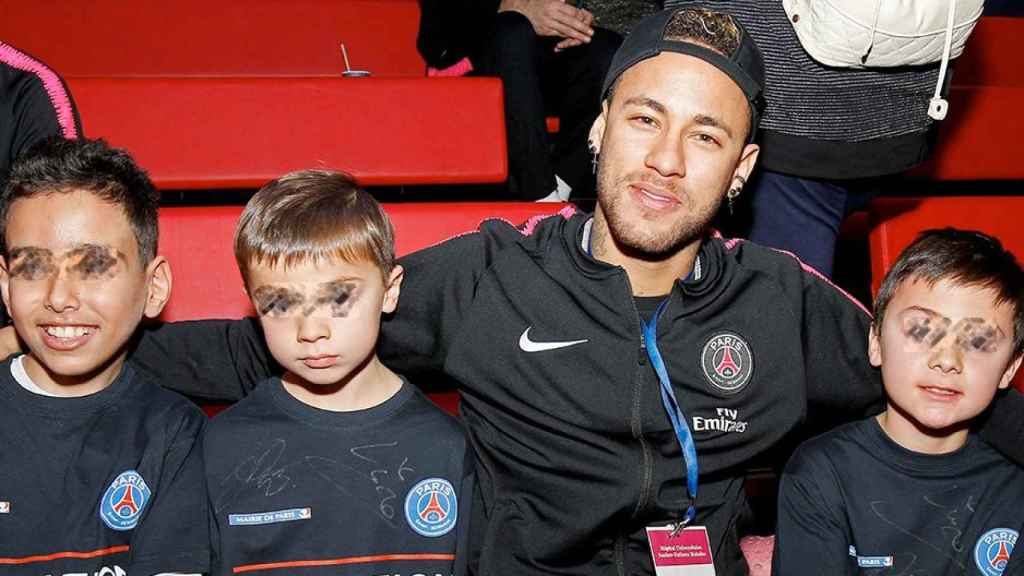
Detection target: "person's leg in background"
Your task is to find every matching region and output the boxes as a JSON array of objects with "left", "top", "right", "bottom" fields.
[
  {"left": 746, "top": 170, "right": 850, "bottom": 277},
  {"left": 478, "top": 10, "right": 557, "bottom": 200},
  {"left": 479, "top": 11, "right": 621, "bottom": 201},
  {"left": 547, "top": 27, "right": 622, "bottom": 200},
  {"left": 747, "top": 170, "right": 881, "bottom": 278}
]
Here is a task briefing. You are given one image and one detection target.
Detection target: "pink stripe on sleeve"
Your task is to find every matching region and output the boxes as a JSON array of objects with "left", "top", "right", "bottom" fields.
[
  {"left": 520, "top": 204, "right": 577, "bottom": 236},
  {"left": 720, "top": 235, "right": 872, "bottom": 316},
  {"left": 0, "top": 42, "right": 78, "bottom": 139}
]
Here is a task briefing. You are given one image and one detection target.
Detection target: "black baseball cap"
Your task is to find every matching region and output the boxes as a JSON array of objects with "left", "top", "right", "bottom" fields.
[{"left": 600, "top": 7, "right": 765, "bottom": 142}]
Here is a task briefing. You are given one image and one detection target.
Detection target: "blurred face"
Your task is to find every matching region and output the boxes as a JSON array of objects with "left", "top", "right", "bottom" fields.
[
  {"left": 869, "top": 278, "right": 1021, "bottom": 440},
  {"left": 247, "top": 258, "right": 402, "bottom": 389},
  {"left": 0, "top": 190, "right": 170, "bottom": 395},
  {"left": 589, "top": 52, "right": 759, "bottom": 257}
]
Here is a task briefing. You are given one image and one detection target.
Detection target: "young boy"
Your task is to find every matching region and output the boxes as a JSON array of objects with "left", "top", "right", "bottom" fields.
[
  {"left": 0, "top": 137, "right": 209, "bottom": 574},
  {"left": 773, "top": 228, "right": 1024, "bottom": 575},
  {"left": 204, "top": 170, "right": 473, "bottom": 575}
]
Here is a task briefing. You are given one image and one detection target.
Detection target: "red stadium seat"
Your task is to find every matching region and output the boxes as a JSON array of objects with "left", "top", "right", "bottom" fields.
[
  {"left": 68, "top": 77, "right": 507, "bottom": 188},
  {"left": 0, "top": 0, "right": 424, "bottom": 77},
  {"left": 868, "top": 196, "right": 1024, "bottom": 390}
]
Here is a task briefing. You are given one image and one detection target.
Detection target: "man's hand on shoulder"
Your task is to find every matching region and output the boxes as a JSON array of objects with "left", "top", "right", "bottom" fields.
[{"left": 499, "top": 0, "right": 595, "bottom": 45}]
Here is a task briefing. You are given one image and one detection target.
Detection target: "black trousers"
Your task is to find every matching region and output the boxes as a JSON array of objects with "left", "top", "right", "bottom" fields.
[{"left": 476, "top": 11, "right": 621, "bottom": 200}]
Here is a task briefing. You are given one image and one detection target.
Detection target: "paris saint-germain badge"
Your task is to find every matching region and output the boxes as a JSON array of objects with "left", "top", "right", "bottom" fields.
[
  {"left": 974, "top": 528, "right": 1017, "bottom": 576},
  {"left": 701, "top": 332, "right": 754, "bottom": 395},
  {"left": 405, "top": 477, "right": 457, "bottom": 537},
  {"left": 99, "top": 470, "right": 152, "bottom": 531}
]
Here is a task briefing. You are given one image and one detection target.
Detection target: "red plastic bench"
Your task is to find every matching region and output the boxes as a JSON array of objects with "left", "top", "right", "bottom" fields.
[
  {"left": 68, "top": 77, "right": 507, "bottom": 188},
  {"left": 0, "top": 0, "right": 424, "bottom": 77}
]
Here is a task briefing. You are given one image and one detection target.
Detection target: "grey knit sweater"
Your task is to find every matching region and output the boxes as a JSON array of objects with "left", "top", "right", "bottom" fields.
[{"left": 662, "top": 0, "right": 941, "bottom": 179}]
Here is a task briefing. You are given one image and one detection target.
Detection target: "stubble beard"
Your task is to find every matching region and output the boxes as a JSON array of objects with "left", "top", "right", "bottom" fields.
[{"left": 594, "top": 161, "right": 722, "bottom": 259}]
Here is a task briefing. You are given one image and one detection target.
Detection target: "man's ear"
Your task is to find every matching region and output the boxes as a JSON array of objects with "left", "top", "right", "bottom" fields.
[
  {"left": 142, "top": 256, "right": 173, "bottom": 319},
  {"left": 0, "top": 255, "right": 10, "bottom": 317},
  {"left": 588, "top": 101, "right": 609, "bottom": 154},
  {"left": 731, "top": 143, "right": 760, "bottom": 193},
  {"left": 382, "top": 264, "right": 404, "bottom": 314},
  {"left": 998, "top": 354, "right": 1023, "bottom": 390},
  {"left": 867, "top": 325, "right": 883, "bottom": 368}
]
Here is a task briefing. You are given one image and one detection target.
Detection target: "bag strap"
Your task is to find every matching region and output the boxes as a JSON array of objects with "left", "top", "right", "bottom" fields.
[{"left": 928, "top": 0, "right": 958, "bottom": 120}]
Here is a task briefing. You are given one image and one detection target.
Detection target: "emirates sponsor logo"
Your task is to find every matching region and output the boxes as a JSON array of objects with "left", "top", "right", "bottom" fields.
[{"left": 692, "top": 408, "right": 748, "bottom": 434}]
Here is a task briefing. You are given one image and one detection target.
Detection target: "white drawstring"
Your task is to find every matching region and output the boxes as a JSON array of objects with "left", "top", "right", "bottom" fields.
[{"left": 928, "top": 0, "right": 958, "bottom": 121}]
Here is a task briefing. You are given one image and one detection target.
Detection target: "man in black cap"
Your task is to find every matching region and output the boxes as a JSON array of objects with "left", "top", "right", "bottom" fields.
[{"left": 22, "top": 6, "right": 1022, "bottom": 575}]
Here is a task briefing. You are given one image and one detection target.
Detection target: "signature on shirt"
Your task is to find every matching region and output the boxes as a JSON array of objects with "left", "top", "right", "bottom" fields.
[
  {"left": 214, "top": 438, "right": 416, "bottom": 525},
  {"left": 868, "top": 487, "right": 976, "bottom": 574}
]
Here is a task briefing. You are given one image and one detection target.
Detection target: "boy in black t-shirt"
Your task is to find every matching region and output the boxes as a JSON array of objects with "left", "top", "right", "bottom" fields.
[
  {"left": 0, "top": 137, "right": 209, "bottom": 575},
  {"left": 204, "top": 170, "right": 473, "bottom": 576},
  {"left": 774, "top": 229, "right": 1024, "bottom": 575}
]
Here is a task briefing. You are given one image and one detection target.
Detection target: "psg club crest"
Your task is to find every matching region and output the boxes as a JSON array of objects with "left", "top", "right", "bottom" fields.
[
  {"left": 701, "top": 332, "right": 754, "bottom": 395},
  {"left": 99, "top": 470, "right": 152, "bottom": 531},
  {"left": 974, "top": 528, "right": 1017, "bottom": 576},
  {"left": 405, "top": 477, "right": 457, "bottom": 538}
]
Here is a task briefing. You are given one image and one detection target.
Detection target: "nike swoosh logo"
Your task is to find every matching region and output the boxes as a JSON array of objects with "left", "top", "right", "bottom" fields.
[{"left": 518, "top": 327, "right": 589, "bottom": 353}]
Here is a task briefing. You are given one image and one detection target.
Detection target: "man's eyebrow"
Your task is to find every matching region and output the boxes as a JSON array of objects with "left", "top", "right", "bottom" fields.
[
  {"left": 622, "top": 96, "right": 668, "bottom": 116},
  {"left": 693, "top": 114, "right": 733, "bottom": 139}
]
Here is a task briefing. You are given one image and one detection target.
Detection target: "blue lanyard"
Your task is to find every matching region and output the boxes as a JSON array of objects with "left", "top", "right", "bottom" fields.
[
  {"left": 586, "top": 221, "right": 699, "bottom": 525},
  {"left": 640, "top": 299, "right": 698, "bottom": 527}
]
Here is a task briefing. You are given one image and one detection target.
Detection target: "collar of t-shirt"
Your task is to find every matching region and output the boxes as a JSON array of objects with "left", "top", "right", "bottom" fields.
[{"left": 10, "top": 354, "right": 60, "bottom": 397}]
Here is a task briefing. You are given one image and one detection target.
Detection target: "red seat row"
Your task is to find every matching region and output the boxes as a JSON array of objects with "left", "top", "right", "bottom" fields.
[
  {"left": 67, "top": 76, "right": 508, "bottom": 188},
  {"left": 0, "top": 0, "right": 424, "bottom": 77}
]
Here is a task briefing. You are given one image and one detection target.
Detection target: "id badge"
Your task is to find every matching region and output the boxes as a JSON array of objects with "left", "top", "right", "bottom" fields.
[{"left": 646, "top": 524, "right": 716, "bottom": 576}]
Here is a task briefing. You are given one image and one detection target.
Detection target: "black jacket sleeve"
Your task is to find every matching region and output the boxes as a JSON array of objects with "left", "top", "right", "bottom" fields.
[
  {"left": 797, "top": 268, "right": 886, "bottom": 435},
  {"left": 130, "top": 318, "right": 275, "bottom": 402},
  {"left": 772, "top": 444, "right": 855, "bottom": 576},
  {"left": 379, "top": 219, "right": 527, "bottom": 376},
  {"left": 977, "top": 388, "right": 1024, "bottom": 467}
]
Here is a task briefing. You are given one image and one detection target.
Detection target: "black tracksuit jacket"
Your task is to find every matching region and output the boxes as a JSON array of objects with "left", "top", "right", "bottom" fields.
[
  {"left": 378, "top": 209, "right": 884, "bottom": 575},
  {"left": 131, "top": 209, "right": 893, "bottom": 575}
]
